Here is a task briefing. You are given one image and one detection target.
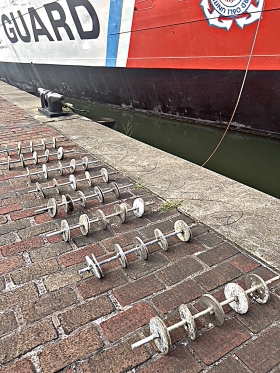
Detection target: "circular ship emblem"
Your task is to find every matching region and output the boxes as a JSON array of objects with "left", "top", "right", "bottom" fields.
[{"left": 200, "top": 0, "right": 264, "bottom": 30}]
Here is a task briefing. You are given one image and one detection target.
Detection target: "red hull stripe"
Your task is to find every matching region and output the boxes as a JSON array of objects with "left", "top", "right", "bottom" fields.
[{"left": 127, "top": 0, "right": 279, "bottom": 70}]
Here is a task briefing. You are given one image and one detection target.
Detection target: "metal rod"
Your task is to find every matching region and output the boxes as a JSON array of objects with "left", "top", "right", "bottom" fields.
[
  {"left": 98, "top": 253, "right": 120, "bottom": 266},
  {"left": 131, "top": 334, "right": 157, "bottom": 350}
]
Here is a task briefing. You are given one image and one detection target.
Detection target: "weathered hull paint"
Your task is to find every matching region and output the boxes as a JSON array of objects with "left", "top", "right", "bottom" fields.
[{"left": 0, "top": 0, "right": 279, "bottom": 135}]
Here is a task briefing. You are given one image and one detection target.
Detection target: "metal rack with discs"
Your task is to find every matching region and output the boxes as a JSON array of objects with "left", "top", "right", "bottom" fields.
[
  {"left": 131, "top": 274, "right": 280, "bottom": 354},
  {"left": 77, "top": 219, "right": 194, "bottom": 278}
]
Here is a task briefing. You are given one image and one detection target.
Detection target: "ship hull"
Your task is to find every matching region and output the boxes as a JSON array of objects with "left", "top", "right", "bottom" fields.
[
  {"left": 0, "top": 0, "right": 279, "bottom": 135},
  {"left": 0, "top": 61, "right": 279, "bottom": 135}
]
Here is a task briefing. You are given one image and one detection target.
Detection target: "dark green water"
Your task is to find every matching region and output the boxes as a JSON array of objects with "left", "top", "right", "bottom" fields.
[{"left": 69, "top": 99, "right": 280, "bottom": 199}]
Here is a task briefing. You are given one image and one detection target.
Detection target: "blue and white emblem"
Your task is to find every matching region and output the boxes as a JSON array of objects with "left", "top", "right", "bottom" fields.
[{"left": 200, "top": 0, "right": 264, "bottom": 30}]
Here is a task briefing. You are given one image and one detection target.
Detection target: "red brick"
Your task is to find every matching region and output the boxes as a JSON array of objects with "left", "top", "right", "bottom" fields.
[
  {"left": 236, "top": 326, "right": 280, "bottom": 373},
  {"left": 21, "top": 288, "right": 77, "bottom": 323},
  {"left": 194, "top": 232, "right": 223, "bottom": 248},
  {"left": 10, "top": 258, "right": 60, "bottom": 284},
  {"left": 195, "top": 262, "right": 243, "bottom": 291},
  {"left": 191, "top": 319, "right": 250, "bottom": 366},
  {"left": 1, "top": 237, "right": 44, "bottom": 256},
  {"left": 125, "top": 251, "right": 170, "bottom": 280},
  {"left": 101, "top": 302, "right": 157, "bottom": 342},
  {"left": 2, "top": 193, "right": 35, "bottom": 206},
  {"left": 77, "top": 269, "right": 127, "bottom": 299},
  {"left": 156, "top": 257, "right": 204, "bottom": 286},
  {"left": 161, "top": 241, "right": 203, "bottom": 261},
  {"left": 58, "top": 296, "right": 114, "bottom": 334},
  {"left": 0, "top": 320, "right": 57, "bottom": 364},
  {"left": 101, "top": 231, "right": 140, "bottom": 252},
  {"left": 0, "top": 203, "right": 22, "bottom": 215},
  {"left": 0, "top": 358, "right": 35, "bottom": 373},
  {"left": 0, "top": 172, "right": 19, "bottom": 181},
  {"left": 113, "top": 274, "right": 164, "bottom": 306},
  {"left": 0, "top": 311, "right": 18, "bottom": 337},
  {"left": 0, "top": 276, "right": 5, "bottom": 291},
  {"left": 197, "top": 242, "right": 238, "bottom": 266},
  {"left": 81, "top": 335, "right": 151, "bottom": 373},
  {"left": 235, "top": 294, "right": 280, "bottom": 333},
  {"left": 39, "top": 327, "right": 103, "bottom": 373},
  {"left": 43, "top": 265, "right": 85, "bottom": 292},
  {"left": 152, "top": 280, "right": 204, "bottom": 314},
  {"left": 9, "top": 209, "right": 34, "bottom": 221},
  {"left": 0, "top": 283, "right": 38, "bottom": 312},
  {"left": 207, "top": 357, "right": 249, "bottom": 373},
  {"left": 112, "top": 216, "right": 150, "bottom": 234},
  {"left": 29, "top": 241, "right": 71, "bottom": 262},
  {"left": 230, "top": 254, "right": 260, "bottom": 273},
  {"left": 34, "top": 213, "right": 54, "bottom": 224},
  {"left": 0, "top": 256, "right": 25, "bottom": 275},
  {"left": 138, "top": 345, "right": 202, "bottom": 373},
  {"left": 59, "top": 244, "right": 104, "bottom": 267}
]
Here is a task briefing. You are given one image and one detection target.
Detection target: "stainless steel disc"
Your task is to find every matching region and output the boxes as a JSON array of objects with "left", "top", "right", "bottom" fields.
[
  {"left": 114, "top": 203, "right": 127, "bottom": 223},
  {"left": 150, "top": 316, "right": 171, "bottom": 355},
  {"left": 52, "top": 137, "right": 57, "bottom": 148},
  {"left": 19, "top": 154, "right": 25, "bottom": 167},
  {"left": 84, "top": 255, "right": 101, "bottom": 279},
  {"left": 47, "top": 198, "right": 57, "bottom": 218},
  {"left": 7, "top": 156, "right": 11, "bottom": 170},
  {"left": 35, "top": 182, "right": 45, "bottom": 198},
  {"left": 95, "top": 209, "right": 107, "bottom": 230},
  {"left": 79, "top": 214, "right": 90, "bottom": 235},
  {"left": 69, "top": 174, "right": 77, "bottom": 190},
  {"left": 17, "top": 142, "right": 21, "bottom": 154},
  {"left": 132, "top": 198, "right": 145, "bottom": 217},
  {"left": 101, "top": 167, "right": 109, "bottom": 182},
  {"left": 245, "top": 274, "right": 269, "bottom": 304},
  {"left": 133, "top": 237, "right": 148, "bottom": 260},
  {"left": 154, "top": 228, "right": 168, "bottom": 250},
  {"left": 40, "top": 138, "right": 46, "bottom": 150},
  {"left": 61, "top": 220, "right": 70, "bottom": 242},
  {"left": 57, "top": 161, "right": 63, "bottom": 175},
  {"left": 69, "top": 159, "right": 76, "bottom": 173},
  {"left": 114, "top": 244, "right": 128, "bottom": 268},
  {"left": 84, "top": 171, "right": 92, "bottom": 186},
  {"left": 53, "top": 178, "right": 60, "bottom": 194},
  {"left": 29, "top": 140, "right": 34, "bottom": 153},
  {"left": 57, "top": 146, "right": 63, "bottom": 160},
  {"left": 62, "top": 194, "right": 74, "bottom": 213},
  {"left": 224, "top": 283, "right": 249, "bottom": 314},
  {"left": 174, "top": 220, "right": 192, "bottom": 242},
  {"left": 179, "top": 304, "right": 197, "bottom": 340},
  {"left": 199, "top": 294, "right": 225, "bottom": 326},
  {"left": 91, "top": 253, "right": 104, "bottom": 278},
  {"left": 25, "top": 167, "right": 30, "bottom": 179},
  {"left": 82, "top": 156, "right": 88, "bottom": 170},
  {"left": 33, "top": 151, "right": 38, "bottom": 164},
  {"left": 94, "top": 186, "right": 104, "bottom": 203},
  {"left": 42, "top": 164, "right": 48, "bottom": 179},
  {"left": 44, "top": 149, "right": 50, "bottom": 163},
  {"left": 110, "top": 182, "right": 120, "bottom": 198},
  {"left": 76, "top": 191, "right": 86, "bottom": 208}
]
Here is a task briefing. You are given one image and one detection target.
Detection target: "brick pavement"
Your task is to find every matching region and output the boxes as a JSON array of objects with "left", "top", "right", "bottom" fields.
[{"left": 0, "top": 96, "right": 279, "bottom": 372}]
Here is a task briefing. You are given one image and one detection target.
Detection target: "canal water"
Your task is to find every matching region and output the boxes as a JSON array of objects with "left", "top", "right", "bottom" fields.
[{"left": 69, "top": 99, "right": 280, "bottom": 199}]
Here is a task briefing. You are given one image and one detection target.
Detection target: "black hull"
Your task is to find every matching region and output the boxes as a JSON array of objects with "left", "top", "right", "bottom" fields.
[{"left": 0, "top": 62, "right": 279, "bottom": 136}]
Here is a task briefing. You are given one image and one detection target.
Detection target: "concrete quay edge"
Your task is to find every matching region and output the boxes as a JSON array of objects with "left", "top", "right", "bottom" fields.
[{"left": 0, "top": 81, "right": 279, "bottom": 272}]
